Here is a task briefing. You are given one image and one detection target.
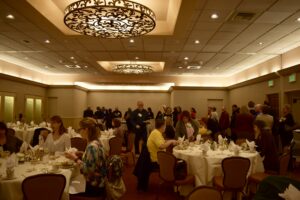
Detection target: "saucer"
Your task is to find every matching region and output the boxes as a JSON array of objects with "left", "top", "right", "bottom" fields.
[{"left": 2, "top": 176, "right": 17, "bottom": 180}]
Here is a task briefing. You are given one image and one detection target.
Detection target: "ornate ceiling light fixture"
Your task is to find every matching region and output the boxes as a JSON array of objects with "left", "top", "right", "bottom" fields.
[
  {"left": 64, "top": 0, "right": 156, "bottom": 38},
  {"left": 112, "top": 64, "right": 153, "bottom": 74}
]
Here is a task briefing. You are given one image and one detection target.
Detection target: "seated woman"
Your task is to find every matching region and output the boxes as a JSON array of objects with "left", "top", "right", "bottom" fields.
[
  {"left": 0, "top": 122, "right": 23, "bottom": 153},
  {"left": 253, "top": 120, "right": 279, "bottom": 172},
  {"left": 43, "top": 116, "right": 70, "bottom": 153},
  {"left": 147, "top": 119, "right": 178, "bottom": 168},
  {"left": 164, "top": 117, "right": 175, "bottom": 140},
  {"left": 31, "top": 128, "right": 50, "bottom": 147},
  {"left": 175, "top": 110, "right": 199, "bottom": 141},
  {"left": 66, "top": 117, "right": 107, "bottom": 197}
]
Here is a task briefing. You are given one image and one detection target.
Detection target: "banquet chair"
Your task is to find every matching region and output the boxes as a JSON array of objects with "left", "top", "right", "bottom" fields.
[
  {"left": 109, "top": 137, "right": 123, "bottom": 156},
  {"left": 121, "top": 133, "right": 135, "bottom": 165},
  {"left": 156, "top": 151, "right": 195, "bottom": 198},
  {"left": 71, "top": 137, "right": 87, "bottom": 152},
  {"left": 213, "top": 157, "right": 250, "bottom": 199},
  {"left": 22, "top": 174, "right": 66, "bottom": 200},
  {"left": 187, "top": 186, "right": 223, "bottom": 200},
  {"left": 247, "top": 152, "right": 291, "bottom": 194}
]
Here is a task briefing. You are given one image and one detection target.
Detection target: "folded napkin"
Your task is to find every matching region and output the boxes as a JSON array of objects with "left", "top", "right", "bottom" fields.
[
  {"left": 6, "top": 153, "right": 17, "bottom": 168},
  {"left": 218, "top": 135, "right": 224, "bottom": 145},
  {"left": 246, "top": 139, "right": 256, "bottom": 151},
  {"left": 178, "top": 136, "right": 185, "bottom": 143},
  {"left": 30, "top": 121, "right": 35, "bottom": 126},
  {"left": 196, "top": 134, "right": 201, "bottom": 142},
  {"left": 202, "top": 143, "right": 210, "bottom": 151},
  {"left": 16, "top": 121, "right": 21, "bottom": 125},
  {"left": 278, "top": 184, "right": 300, "bottom": 200}
]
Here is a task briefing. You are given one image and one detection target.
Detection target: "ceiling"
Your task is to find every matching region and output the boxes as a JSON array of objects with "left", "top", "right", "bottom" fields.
[{"left": 1, "top": 0, "right": 300, "bottom": 86}]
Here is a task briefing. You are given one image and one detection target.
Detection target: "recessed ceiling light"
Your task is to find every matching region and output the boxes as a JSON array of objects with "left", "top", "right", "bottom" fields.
[
  {"left": 6, "top": 14, "right": 14, "bottom": 19},
  {"left": 44, "top": 39, "right": 50, "bottom": 44},
  {"left": 84, "top": 65, "right": 88, "bottom": 68},
  {"left": 196, "top": 66, "right": 201, "bottom": 69},
  {"left": 70, "top": 56, "right": 74, "bottom": 59},
  {"left": 129, "top": 39, "right": 135, "bottom": 43},
  {"left": 135, "top": 56, "right": 139, "bottom": 60},
  {"left": 258, "top": 42, "right": 263, "bottom": 45},
  {"left": 211, "top": 13, "right": 219, "bottom": 19},
  {"left": 184, "top": 57, "right": 189, "bottom": 60},
  {"left": 187, "top": 66, "right": 191, "bottom": 69},
  {"left": 178, "top": 66, "right": 183, "bottom": 69},
  {"left": 194, "top": 40, "right": 200, "bottom": 44},
  {"left": 297, "top": 17, "right": 300, "bottom": 22}
]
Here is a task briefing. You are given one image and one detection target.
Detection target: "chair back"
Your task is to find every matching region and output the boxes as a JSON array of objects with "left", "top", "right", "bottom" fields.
[
  {"left": 187, "top": 186, "right": 222, "bottom": 200},
  {"left": 22, "top": 174, "right": 66, "bottom": 200},
  {"left": 109, "top": 137, "right": 123, "bottom": 156},
  {"left": 157, "top": 151, "right": 176, "bottom": 182},
  {"left": 71, "top": 137, "right": 87, "bottom": 152},
  {"left": 222, "top": 156, "right": 250, "bottom": 190},
  {"left": 279, "top": 153, "right": 290, "bottom": 175}
]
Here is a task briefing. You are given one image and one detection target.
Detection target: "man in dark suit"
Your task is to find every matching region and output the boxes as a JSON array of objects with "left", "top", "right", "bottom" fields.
[
  {"left": 0, "top": 122, "right": 23, "bottom": 153},
  {"left": 131, "top": 101, "right": 149, "bottom": 154}
]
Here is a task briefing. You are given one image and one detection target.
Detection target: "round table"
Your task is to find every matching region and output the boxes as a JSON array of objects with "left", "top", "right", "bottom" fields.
[
  {"left": 0, "top": 155, "right": 82, "bottom": 200},
  {"left": 173, "top": 146, "right": 264, "bottom": 186}
]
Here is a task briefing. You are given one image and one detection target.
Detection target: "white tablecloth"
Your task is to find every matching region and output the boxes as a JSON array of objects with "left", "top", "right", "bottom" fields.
[
  {"left": 0, "top": 155, "right": 80, "bottom": 200},
  {"left": 173, "top": 146, "right": 264, "bottom": 186}
]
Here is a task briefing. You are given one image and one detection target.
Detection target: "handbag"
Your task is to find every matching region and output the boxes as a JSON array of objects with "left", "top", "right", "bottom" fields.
[
  {"left": 105, "top": 178, "right": 126, "bottom": 200},
  {"left": 174, "top": 159, "right": 187, "bottom": 180}
]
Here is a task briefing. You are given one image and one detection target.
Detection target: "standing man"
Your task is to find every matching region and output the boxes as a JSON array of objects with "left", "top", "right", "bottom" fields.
[
  {"left": 219, "top": 106, "right": 230, "bottom": 137},
  {"left": 131, "top": 101, "right": 149, "bottom": 155}
]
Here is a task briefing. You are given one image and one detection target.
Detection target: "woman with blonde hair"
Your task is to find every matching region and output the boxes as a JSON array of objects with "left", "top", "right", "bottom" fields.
[
  {"left": 66, "top": 117, "right": 107, "bottom": 197},
  {"left": 44, "top": 115, "right": 70, "bottom": 153}
]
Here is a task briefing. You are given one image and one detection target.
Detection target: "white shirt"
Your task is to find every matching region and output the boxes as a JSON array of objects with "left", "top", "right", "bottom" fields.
[{"left": 44, "top": 133, "right": 71, "bottom": 153}]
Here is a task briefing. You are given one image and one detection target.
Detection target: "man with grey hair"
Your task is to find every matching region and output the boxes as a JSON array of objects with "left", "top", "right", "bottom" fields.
[{"left": 131, "top": 101, "right": 149, "bottom": 154}]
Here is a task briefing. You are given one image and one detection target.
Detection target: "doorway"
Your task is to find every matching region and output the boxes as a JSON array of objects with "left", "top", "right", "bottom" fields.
[{"left": 267, "top": 93, "right": 279, "bottom": 119}]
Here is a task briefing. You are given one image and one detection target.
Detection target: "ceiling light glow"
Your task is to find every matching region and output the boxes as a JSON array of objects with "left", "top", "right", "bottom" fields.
[
  {"left": 74, "top": 82, "right": 174, "bottom": 91},
  {"left": 6, "top": 14, "right": 14, "bottom": 19},
  {"left": 211, "top": 13, "right": 219, "bottom": 19}
]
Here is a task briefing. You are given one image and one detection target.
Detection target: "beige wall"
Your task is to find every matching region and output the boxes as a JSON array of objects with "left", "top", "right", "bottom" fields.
[
  {"left": 171, "top": 89, "right": 228, "bottom": 118},
  {"left": 87, "top": 91, "right": 170, "bottom": 115},
  {"left": 46, "top": 88, "right": 87, "bottom": 128},
  {"left": 229, "top": 79, "right": 280, "bottom": 108},
  {"left": 0, "top": 78, "right": 46, "bottom": 121}
]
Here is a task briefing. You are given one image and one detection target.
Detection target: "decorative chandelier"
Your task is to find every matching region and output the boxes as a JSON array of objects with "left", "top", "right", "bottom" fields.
[
  {"left": 112, "top": 64, "right": 153, "bottom": 74},
  {"left": 64, "top": 0, "right": 156, "bottom": 38}
]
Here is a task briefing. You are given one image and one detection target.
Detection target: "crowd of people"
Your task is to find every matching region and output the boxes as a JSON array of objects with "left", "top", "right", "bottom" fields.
[{"left": 0, "top": 99, "right": 298, "bottom": 197}]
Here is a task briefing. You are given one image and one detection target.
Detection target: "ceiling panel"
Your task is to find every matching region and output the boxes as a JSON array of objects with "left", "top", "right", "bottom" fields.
[{"left": 1, "top": 0, "right": 300, "bottom": 80}]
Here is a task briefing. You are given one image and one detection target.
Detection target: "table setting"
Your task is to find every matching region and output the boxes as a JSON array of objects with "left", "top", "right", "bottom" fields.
[
  {"left": 0, "top": 146, "right": 85, "bottom": 200},
  {"left": 173, "top": 135, "right": 264, "bottom": 186}
]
